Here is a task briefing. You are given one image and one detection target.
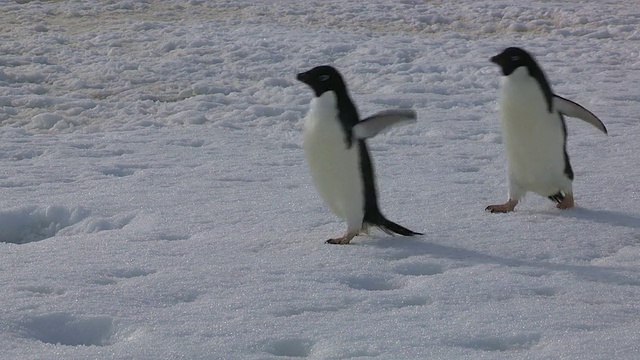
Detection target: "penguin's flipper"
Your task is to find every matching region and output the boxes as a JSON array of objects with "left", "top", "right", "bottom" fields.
[
  {"left": 352, "top": 109, "right": 417, "bottom": 140},
  {"left": 554, "top": 95, "right": 607, "bottom": 134}
]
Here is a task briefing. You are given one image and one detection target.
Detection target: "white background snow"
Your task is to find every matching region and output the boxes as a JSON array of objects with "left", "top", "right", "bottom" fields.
[{"left": 1, "top": 1, "right": 639, "bottom": 359}]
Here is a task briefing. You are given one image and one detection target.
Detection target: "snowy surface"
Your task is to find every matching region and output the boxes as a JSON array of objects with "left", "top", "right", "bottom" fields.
[{"left": 1, "top": 1, "right": 640, "bottom": 359}]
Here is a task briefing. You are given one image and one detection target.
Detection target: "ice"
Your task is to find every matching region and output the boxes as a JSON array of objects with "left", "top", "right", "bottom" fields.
[{"left": 1, "top": 0, "right": 639, "bottom": 359}]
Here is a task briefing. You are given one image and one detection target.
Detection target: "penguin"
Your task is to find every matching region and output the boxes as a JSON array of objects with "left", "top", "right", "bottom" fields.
[
  {"left": 486, "top": 47, "right": 608, "bottom": 213},
  {"left": 297, "top": 65, "right": 422, "bottom": 244}
]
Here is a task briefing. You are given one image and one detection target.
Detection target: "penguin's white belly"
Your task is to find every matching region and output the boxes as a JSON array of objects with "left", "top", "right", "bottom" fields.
[
  {"left": 500, "top": 78, "right": 569, "bottom": 196},
  {"left": 303, "top": 92, "right": 364, "bottom": 221}
]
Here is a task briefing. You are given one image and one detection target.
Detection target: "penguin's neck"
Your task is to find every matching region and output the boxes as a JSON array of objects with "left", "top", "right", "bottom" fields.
[
  {"left": 500, "top": 70, "right": 545, "bottom": 113},
  {"left": 502, "top": 67, "right": 553, "bottom": 113},
  {"left": 310, "top": 91, "right": 338, "bottom": 117},
  {"left": 307, "top": 90, "right": 358, "bottom": 148}
]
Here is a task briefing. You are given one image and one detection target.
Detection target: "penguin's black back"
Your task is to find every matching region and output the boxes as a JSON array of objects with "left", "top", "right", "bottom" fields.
[
  {"left": 331, "top": 82, "right": 381, "bottom": 217},
  {"left": 336, "top": 86, "right": 421, "bottom": 236},
  {"left": 357, "top": 140, "right": 381, "bottom": 221},
  {"left": 560, "top": 115, "right": 574, "bottom": 181},
  {"left": 333, "top": 86, "right": 384, "bottom": 219}
]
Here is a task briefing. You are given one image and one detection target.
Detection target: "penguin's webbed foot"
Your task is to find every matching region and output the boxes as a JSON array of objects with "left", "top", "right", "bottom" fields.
[
  {"left": 485, "top": 205, "right": 512, "bottom": 213},
  {"left": 326, "top": 237, "right": 352, "bottom": 245},
  {"left": 556, "top": 193, "right": 575, "bottom": 209},
  {"left": 485, "top": 199, "right": 518, "bottom": 213},
  {"left": 326, "top": 231, "right": 357, "bottom": 245}
]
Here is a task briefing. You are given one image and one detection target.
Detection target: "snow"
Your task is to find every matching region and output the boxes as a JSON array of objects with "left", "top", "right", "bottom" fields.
[{"left": 1, "top": 0, "right": 639, "bottom": 358}]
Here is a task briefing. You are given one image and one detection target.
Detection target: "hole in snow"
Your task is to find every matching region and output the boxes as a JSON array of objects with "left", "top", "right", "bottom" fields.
[
  {"left": 344, "top": 275, "right": 403, "bottom": 291},
  {"left": 21, "top": 313, "right": 115, "bottom": 347},
  {"left": 0, "top": 206, "right": 89, "bottom": 244},
  {"left": 266, "top": 338, "right": 314, "bottom": 358},
  {"left": 157, "top": 233, "right": 190, "bottom": 241},
  {"left": 101, "top": 167, "right": 135, "bottom": 177},
  {"left": 99, "top": 164, "right": 146, "bottom": 178}
]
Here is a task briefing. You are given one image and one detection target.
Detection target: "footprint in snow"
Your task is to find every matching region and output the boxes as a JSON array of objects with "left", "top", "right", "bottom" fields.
[
  {"left": 265, "top": 338, "right": 314, "bottom": 358},
  {"left": 0, "top": 206, "right": 89, "bottom": 245},
  {"left": 343, "top": 275, "right": 403, "bottom": 291},
  {"left": 92, "top": 267, "right": 155, "bottom": 286},
  {"left": 18, "top": 313, "right": 115, "bottom": 347}
]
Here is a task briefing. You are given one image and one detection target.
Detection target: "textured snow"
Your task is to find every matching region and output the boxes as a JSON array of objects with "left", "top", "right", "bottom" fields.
[{"left": 1, "top": 1, "right": 639, "bottom": 359}]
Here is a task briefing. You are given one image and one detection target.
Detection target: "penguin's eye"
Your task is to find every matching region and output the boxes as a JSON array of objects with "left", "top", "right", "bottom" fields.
[
  {"left": 511, "top": 55, "right": 520, "bottom": 61},
  {"left": 319, "top": 74, "right": 330, "bottom": 82}
]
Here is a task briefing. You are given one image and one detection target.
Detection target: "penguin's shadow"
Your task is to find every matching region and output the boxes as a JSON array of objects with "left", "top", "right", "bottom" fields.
[
  {"left": 367, "top": 236, "right": 640, "bottom": 286},
  {"left": 553, "top": 207, "right": 640, "bottom": 229}
]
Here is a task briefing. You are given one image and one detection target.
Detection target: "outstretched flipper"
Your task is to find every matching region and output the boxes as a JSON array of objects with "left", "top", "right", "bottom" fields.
[
  {"left": 554, "top": 95, "right": 607, "bottom": 134},
  {"left": 352, "top": 109, "right": 417, "bottom": 140}
]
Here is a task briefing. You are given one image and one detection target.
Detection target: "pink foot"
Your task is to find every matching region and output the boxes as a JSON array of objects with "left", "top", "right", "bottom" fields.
[
  {"left": 485, "top": 199, "right": 518, "bottom": 213},
  {"left": 556, "top": 194, "right": 575, "bottom": 209},
  {"left": 326, "top": 232, "right": 357, "bottom": 245}
]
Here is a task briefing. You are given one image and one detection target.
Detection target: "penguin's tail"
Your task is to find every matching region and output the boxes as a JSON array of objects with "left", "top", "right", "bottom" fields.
[{"left": 367, "top": 215, "right": 423, "bottom": 237}]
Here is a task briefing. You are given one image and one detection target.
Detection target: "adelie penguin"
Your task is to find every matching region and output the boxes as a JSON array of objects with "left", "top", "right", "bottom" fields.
[
  {"left": 486, "top": 47, "right": 608, "bottom": 213},
  {"left": 297, "top": 65, "right": 422, "bottom": 244}
]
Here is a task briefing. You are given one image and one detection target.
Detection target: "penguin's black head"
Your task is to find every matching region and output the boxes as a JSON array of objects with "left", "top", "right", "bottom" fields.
[
  {"left": 296, "top": 65, "right": 347, "bottom": 97},
  {"left": 490, "top": 47, "right": 539, "bottom": 77},
  {"left": 491, "top": 46, "right": 554, "bottom": 112}
]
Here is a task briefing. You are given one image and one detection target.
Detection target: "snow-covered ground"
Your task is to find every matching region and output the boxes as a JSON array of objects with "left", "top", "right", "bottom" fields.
[{"left": 1, "top": 1, "right": 639, "bottom": 359}]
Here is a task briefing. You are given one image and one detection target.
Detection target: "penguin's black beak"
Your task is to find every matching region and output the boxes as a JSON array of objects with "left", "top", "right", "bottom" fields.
[
  {"left": 490, "top": 54, "right": 502, "bottom": 65},
  {"left": 296, "top": 72, "right": 309, "bottom": 84}
]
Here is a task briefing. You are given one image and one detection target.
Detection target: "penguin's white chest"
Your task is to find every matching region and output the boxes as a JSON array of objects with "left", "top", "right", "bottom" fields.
[
  {"left": 499, "top": 70, "right": 569, "bottom": 195},
  {"left": 303, "top": 92, "right": 364, "bottom": 221}
]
